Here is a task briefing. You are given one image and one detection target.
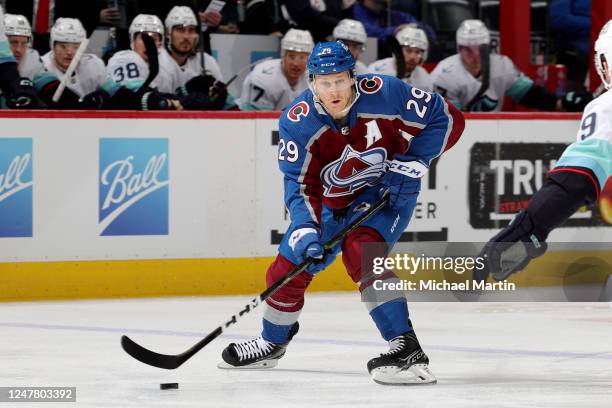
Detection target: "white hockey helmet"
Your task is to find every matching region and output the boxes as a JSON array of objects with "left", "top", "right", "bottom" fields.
[
  {"left": 165, "top": 6, "right": 197, "bottom": 31},
  {"left": 333, "top": 19, "right": 367, "bottom": 45},
  {"left": 281, "top": 28, "right": 314, "bottom": 54},
  {"left": 456, "top": 19, "right": 490, "bottom": 47},
  {"left": 4, "top": 14, "right": 32, "bottom": 39},
  {"left": 50, "top": 18, "right": 86, "bottom": 47},
  {"left": 595, "top": 19, "right": 612, "bottom": 89},
  {"left": 129, "top": 14, "right": 164, "bottom": 47},
  {"left": 395, "top": 26, "right": 428, "bottom": 62}
]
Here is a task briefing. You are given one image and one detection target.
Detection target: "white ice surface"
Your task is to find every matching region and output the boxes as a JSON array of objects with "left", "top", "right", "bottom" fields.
[{"left": 1, "top": 293, "right": 611, "bottom": 408}]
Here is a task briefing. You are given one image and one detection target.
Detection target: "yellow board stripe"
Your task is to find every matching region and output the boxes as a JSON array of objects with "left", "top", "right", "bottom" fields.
[{"left": 0, "top": 250, "right": 610, "bottom": 301}]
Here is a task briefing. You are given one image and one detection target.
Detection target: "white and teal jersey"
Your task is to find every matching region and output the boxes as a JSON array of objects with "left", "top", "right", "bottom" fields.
[
  {"left": 355, "top": 60, "right": 369, "bottom": 75},
  {"left": 42, "top": 51, "right": 107, "bottom": 97},
  {"left": 107, "top": 50, "right": 176, "bottom": 93},
  {"left": 19, "top": 49, "right": 45, "bottom": 80},
  {"left": 367, "top": 57, "right": 433, "bottom": 92},
  {"left": 431, "top": 53, "right": 533, "bottom": 112},
  {"left": 555, "top": 90, "right": 612, "bottom": 190},
  {"left": 157, "top": 48, "right": 223, "bottom": 94},
  {"left": 0, "top": 6, "right": 16, "bottom": 65},
  {"left": 237, "top": 58, "right": 308, "bottom": 111}
]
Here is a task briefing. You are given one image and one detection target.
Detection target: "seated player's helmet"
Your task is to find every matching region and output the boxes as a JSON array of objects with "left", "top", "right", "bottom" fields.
[
  {"left": 129, "top": 14, "right": 164, "bottom": 48},
  {"left": 456, "top": 19, "right": 490, "bottom": 47},
  {"left": 307, "top": 40, "right": 356, "bottom": 76},
  {"left": 333, "top": 19, "right": 367, "bottom": 46},
  {"left": 595, "top": 19, "right": 612, "bottom": 89},
  {"left": 280, "top": 28, "right": 314, "bottom": 53},
  {"left": 50, "top": 18, "right": 86, "bottom": 48},
  {"left": 4, "top": 14, "right": 32, "bottom": 40},
  {"left": 395, "top": 26, "right": 429, "bottom": 63},
  {"left": 165, "top": 6, "right": 198, "bottom": 32}
]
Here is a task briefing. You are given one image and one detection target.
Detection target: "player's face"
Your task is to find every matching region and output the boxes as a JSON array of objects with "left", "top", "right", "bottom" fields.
[
  {"left": 459, "top": 45, "right": 481, "bottom": 76},
  {"left": 8, "top": 35, "right": 29, "bottom": 64},
  {"left": 133, "top": 32, "right": 162, "bottom": 61},
  {"left": 313, "top": 71, "right": 355, "bottom": 119},
  {"left": 170, "top": 25, "right": 198, "bottom": 54},
  {"left": 402, "top": 46, "right": 424, "bottom": 73},
  {"left": 342, "top": 40, "right": 363, "bottom": 61},
  {"left": 282, "top": 51, "right": 309, "bottom": 84},
  {"left": 53, "top": 42, "right": 80, "bottom": 71}
]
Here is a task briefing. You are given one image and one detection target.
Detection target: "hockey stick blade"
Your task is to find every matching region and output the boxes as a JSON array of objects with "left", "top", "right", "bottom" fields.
[
  {"left": 121, "top": 195, "right": 389, "bottom": 369},
  {"left": 136, "top": 34, "right": 159, "bottom": 95},
  {"left": 463, "top": 44, "right": 490, "bottom": 112},
  {"left": 386, "top": 35, "right": 405, "bottom": 79}
]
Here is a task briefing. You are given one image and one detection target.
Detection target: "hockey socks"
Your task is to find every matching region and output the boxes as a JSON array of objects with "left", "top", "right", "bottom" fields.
[{"left": 368, "top": 298, "right": 412, "bottom": 341}]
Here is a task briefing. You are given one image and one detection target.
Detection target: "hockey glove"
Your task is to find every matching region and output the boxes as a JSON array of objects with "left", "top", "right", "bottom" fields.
[
  {"left": 288, "top": 226, "right": 333, "bottom": 275},
  {"left": 141, "top": 91, "right": 182, "bottom": 110},
  {"left": 209, "top": 80, "right": 228, "bottom": 110},
  {"left": 5, "top": 78, "right": 43, "bottom": 109},
  {"left": 561, "top": 90, "right": 593, "bottom": 112},
  {"left": 34, "top": 72, "right": 81, "bottom": 109},
  {"left": 473, "top": 210, "right": 548, "bottom": 283},
  {"left": 179, "top": 74, "right": 217, "bottom": 96},
  {"left": 79, "top": 89, "right": 109, "bottom": 110},
  {"left": 379, "top": 158, "right": 426, "bottom": 211}
]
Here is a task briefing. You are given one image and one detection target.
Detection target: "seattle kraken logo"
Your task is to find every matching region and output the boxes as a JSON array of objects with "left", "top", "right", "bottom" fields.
[
  {"left": 0, "top": 139, "right": 33, "bottom": 237},
  {"left": 321, "top": 145, "right": 386, "bottom": 197},
  {"left": 99, "top": 138, "right": 169, "bottom": 236}
]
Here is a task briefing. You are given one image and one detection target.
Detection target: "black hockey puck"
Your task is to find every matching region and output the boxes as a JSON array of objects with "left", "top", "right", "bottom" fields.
[{"left": 160, "top": 383, "right": 179, "bottom": 390}]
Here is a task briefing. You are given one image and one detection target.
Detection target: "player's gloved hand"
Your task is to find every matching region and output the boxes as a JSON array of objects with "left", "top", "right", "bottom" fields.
[
  {"left": 473, "top": 210, "right": 548, "bottom": 283},
  {"left": 560, "top": 90, "right": 593, "bottom": 112},
  {"left": 288, "top": 226, "right": 332, "bottom": 275},
  {"left": 141, "top": 91, "right": 181, "bottom": 110},
  {"left": 79, "top": 89, "right": 109, "bottom": 109},
  {"left": 179, "top": 74, "right": 217, "bottom": 96},
  {"left": 6, "top": 78, "right": 43, "bottom": 109},
  {"left": 34, "top": 72, "right": 81, "bottom": 109},
  {"left": 379, "top": 157, "right": 426, "bottom": 210},
  {"left": 209, "top": 80, "right": 228, "bottom": 110}
]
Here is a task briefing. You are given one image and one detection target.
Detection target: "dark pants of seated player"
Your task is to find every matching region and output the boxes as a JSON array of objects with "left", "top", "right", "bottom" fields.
[{"left": 262, "top": 188, "right": 416, "bottom": 344}]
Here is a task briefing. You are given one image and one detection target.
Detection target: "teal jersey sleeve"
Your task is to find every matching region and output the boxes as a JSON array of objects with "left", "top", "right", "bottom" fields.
[{"left": 554, "top": 92, "right": 612, "bottom": 190}]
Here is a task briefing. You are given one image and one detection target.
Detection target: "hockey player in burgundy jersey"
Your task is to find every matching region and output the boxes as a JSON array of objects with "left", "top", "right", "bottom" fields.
[{"left": 219, "top": 40, "right": 465, "bottom": 385}]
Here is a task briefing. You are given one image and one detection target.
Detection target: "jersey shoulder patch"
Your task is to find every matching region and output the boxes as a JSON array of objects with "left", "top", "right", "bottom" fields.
[
  {"left": 286, "top": 100, "right": 310, "bottom": 122},
  {"left": 359, "top": 75, "right": 384, "bottom": 94}
]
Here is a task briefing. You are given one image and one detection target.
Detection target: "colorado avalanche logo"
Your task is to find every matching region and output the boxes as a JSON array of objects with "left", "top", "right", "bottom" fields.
[
  {"left": 287, "top": 101, "right": 310, "bottom": 122},
  {"left": 321, "top": 145, "right": 387, "bottom": 197},
  {"left": 359, "top": 76, "right": 383, "bottom": 94}
]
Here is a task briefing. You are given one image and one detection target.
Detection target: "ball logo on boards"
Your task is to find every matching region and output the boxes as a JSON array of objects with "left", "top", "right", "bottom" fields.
[
  {"left": 99, "top": 138, "right": 169, "bottom": 236},
  {"left": 0, "top": 138, "right": 33, "bottom": 238}
]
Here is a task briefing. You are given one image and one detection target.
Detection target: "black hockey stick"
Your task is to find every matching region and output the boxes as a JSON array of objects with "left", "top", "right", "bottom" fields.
[
  {"left": 136, "top": 34, "right": 159, "bottom": 95},
  {"left": 121, "top": 195, "right": 389, "bottom": 369},
  {"left": 386, "top": 35, "right": 406, "bottom": 79},
  {"left": 463, "top": 44, "right": 490, "bottom": 112}
]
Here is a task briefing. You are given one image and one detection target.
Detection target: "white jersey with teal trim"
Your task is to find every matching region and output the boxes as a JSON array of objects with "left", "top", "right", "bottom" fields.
[
  {"left": 555, "top": 90, "right": 612, "bottom": 190},
  {"left": 0, "top": 6, "right": 16, "bottom": 65},
  {"left": 367, "top": 57, "right": 433, "bottom": 92},
  {"left": 237, "top": 58, "right": 308, "bottom": 111},
  {"left": 107, "top": 50, "right": 173, "bottom": 93},
  {"left": 42, "top": 51, "right": 107, "bottom": 97},
  {"left": 157, "top": 48, "right": 223, "bottom": 93},
  {"left": 19, "top": 49, "right": 45, "bottom": 80},
  {"left": 431, "top": 53, "right": 533, "bottom": 112},
  {"left": 355, "top": 60, "right": 369, "bottom": 75}
]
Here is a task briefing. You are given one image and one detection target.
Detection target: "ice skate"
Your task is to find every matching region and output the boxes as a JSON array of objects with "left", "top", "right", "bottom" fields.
[
  {"left": 217, "top": 323, "right": 299, "bottom": 369},
  {"left": 367, "top": 331, "right": 437, "bottom": 385}
]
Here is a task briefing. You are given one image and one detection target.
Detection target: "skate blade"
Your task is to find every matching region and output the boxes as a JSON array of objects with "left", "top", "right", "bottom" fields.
[
  {"left": 217, "top": 359, "right": 279, "bottom": 370},
  {"left": 371, "top": 364, "right": 437, "bottom": 386}
]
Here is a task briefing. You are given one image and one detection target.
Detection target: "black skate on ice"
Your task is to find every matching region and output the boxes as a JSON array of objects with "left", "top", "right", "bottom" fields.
[
  {"left": 367, "top": 331, "right": 437, "bottom": 385},
  {"left": 217, "top": 323, "right": 299, "bottom": 369}
]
